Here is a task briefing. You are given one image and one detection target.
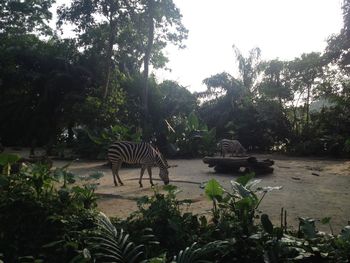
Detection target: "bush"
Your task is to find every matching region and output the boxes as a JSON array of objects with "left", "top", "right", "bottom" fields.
[
  {"left": 0, "top": 154, "right": 98, "bottom": 262},
  {"left": 1, "top": 153, "right": 350, "bottom": 262}
]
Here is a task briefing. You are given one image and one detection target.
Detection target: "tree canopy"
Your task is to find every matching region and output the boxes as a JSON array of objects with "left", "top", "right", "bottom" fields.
[{"left": 0, "top": 0, "right": 349, "bottom": 157}]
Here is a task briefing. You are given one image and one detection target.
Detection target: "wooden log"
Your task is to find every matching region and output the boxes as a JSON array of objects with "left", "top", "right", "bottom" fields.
[
  {"left": 203, "top": 156, "right": 257, "bottom": 167},
  {"left": 203, "top": 156, "right": 274, "bottom": 175}
]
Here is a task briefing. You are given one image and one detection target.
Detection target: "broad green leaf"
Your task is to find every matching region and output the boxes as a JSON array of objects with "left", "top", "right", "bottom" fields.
[
  {"left": 0, "top": 153, "right": 20, "bottom": 166},
  {"left": 299, "top": 218, "right": 316, "bottom": 239},
  {"left": 231, "top": 181, "right": 251, "bottom": 198},
  {"left": 245, "top": 179, "right": 262, "bottom": 189},
  {"left": 236, "top": 173, "right": 255, "bottom": 186},
  {"left": 235, "top": 197, "right": 254, "bottom": 209},
  {"left": 187, "top": 112, "right": 199, "bottom": 131},
  {"left": 205, "top": 179, "right": 224, "bottom": 200}
]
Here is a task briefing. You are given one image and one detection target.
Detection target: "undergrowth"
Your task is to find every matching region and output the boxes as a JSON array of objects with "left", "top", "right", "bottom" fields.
[{"left": 0, "top": 153, "right": 349, "bottom": 262}]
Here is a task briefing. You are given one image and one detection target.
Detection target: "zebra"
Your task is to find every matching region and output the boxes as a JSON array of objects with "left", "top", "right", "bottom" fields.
[
  {"left": 218, "top": 139, "right": 247, "bottom": 157},
  {"left": 107, "top": 141, "right": 170, "bottom": 187}
]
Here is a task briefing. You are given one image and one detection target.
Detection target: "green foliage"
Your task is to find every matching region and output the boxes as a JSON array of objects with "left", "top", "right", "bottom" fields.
[
  {"left": 73, "top": 124, "right": 140, "bottom": 159},
  {"left": 171, "top": 240, "right": 231, "bottom": 263},
  {"left": 204, "top": 178, "right": 224, "bottom": 219},
  {"left": 1, "top": 158, "right": 350, "bottom": 262},
  {"left": 0, "top": 153, "right": 20, "bottom": 166},
  {"left": 1, "top": 0, "right": 350, "bottom": 259},
  {"left": 117, "top": 185, "right": 198, "bottom": 260},
  {"left": 0, "top": 34, "right": 93, "bottom": 147},
  {"left": 204, "top": 179, "right": 224, "bottom": 201},
  {"left": 0, "top": 156, "right": 98, "bottom": 262},
  {"left": 86, "top": 213, "right": 144, "bottom": 262},
  {"left": 298, "top": 217, "right": 324, "bottom": 239},
  {"left": 88, "top": 124, "right": 141, "bottom": 146},
  {"left": 344, "top": 138, "right": 350, "bottom": 153},
  {"left": 0, "top": 0, "right": 54, "bottom": 36},
  {"left": 203, "top": 174, "right": 282, "bottom": 243},
  {"left": 0, "top": 153, "right": 20, "bottom": 175},
  {"left": 167, "top": 112, "right": 217, "bottom": 157}
]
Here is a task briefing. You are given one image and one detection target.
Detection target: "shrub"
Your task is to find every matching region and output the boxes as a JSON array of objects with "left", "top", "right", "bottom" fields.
[{"left": 0, "top": 154, "right": 98, "bottom": 262}]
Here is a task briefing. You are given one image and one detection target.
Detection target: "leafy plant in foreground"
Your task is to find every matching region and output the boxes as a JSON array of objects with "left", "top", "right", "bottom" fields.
[
  {"left": 205, "top": 173, "right": 282, "bottom": 236},
  {"left": 171, "top": 240, "right": 232, "bottom": 263},
  {"left": 85, "top": 213, "right": 144, "bottom": 263},
  {"left": 0, "top": 155, "right": 98, "bottom": 262},
  {"left": 0, "top": 153, "right": 20, "bottom": 175},
  {"left": 118, "top": 185, "right": 200, "bottom": 260}
]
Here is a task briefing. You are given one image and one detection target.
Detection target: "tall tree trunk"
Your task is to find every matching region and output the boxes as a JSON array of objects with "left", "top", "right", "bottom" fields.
[
  {"left": 142, "top": 0, "right": 155, "bottom": 137},
  {"left": 292, "top": 106, "right": 298, "bottom": 135},
  {"left": 306, "top": 84, "right": 310, "bottom": 124},
  {"left": 305, "top": 83, "right": 311, "bottom": 130},
  {"left": 103, "top": 6, "right": 117, "bottom": 99}
]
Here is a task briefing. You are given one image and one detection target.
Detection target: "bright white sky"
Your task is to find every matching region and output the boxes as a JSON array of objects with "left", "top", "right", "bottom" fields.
[
  {"left": 54, "top": 0, "right": 344, "bottom": 93},
  {"left": 156, "top": 0, "right": 344, "bottom": 92}
]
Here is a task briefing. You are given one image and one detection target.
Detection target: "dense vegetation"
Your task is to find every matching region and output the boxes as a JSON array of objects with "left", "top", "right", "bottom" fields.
[
  {"left": 1, "top": 153, "right": 350, "bottom": 262},
  {"left": 0, "top": 0, "right": 350, "bottom": 157},
  {"left": 1, "top": 2, "right": 350, "bottom": 262}
]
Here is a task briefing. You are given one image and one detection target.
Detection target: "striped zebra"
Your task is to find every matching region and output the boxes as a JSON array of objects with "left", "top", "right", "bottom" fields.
[
  {"left": 218, "top": 139, "right": 247, "bottom": 157},
  {"left": 107, "top": 141, "right": 170, "bottom": 187}
]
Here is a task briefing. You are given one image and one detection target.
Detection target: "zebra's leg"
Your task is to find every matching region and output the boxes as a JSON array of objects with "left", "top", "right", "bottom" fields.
[
  {"left": 113, "top": 161, "right": 124, "bottom": 186},
  {"left": 147, "top": 166, "right": 154, "bottom": 186},
  {"left": 111, "top": 162, "right": 119, "bottom": 186},
  {"left": 139, "top": 165, "right": 146, "bottom": 188}
]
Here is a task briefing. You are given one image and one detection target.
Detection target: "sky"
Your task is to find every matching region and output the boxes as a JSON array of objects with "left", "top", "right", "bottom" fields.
[
  {"left": 53, "top": 0, "right": 344, "bottom": 93},
  {"left": 155, "top": 0, "right": 344, "bottom": 92}
]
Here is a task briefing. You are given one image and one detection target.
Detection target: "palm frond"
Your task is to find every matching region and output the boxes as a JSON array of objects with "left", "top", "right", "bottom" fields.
[
  {"left": 172, "top": 240, "right": 231, "bottom": 263},
  {"left": 88, "top": 212, "right": 144, "bottom": 263}
]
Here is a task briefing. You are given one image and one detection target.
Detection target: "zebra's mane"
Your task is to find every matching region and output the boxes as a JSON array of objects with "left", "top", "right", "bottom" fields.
[{"left": 149, "top": 144, "right": 168, "bottom": 168}]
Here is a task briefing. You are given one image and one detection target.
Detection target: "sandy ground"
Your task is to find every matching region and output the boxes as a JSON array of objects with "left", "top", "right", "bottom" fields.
[
  {"left": 51, "top": 154, "right": 350, "bottom": 234},
  {"left": 4, "top": 148, "right": 350, "bottom": 234}
]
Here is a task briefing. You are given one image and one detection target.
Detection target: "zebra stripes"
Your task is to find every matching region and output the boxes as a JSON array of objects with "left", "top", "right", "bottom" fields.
[
  {"left": 218, "top": 139, "right": 247, "bottom": 157},
  {"left": 107, "top": 141, "right": 170, "bottom": 187}
]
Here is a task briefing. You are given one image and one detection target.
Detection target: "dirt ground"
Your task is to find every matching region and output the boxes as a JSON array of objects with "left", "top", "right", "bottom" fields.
[
  {"left": 5, "top": 148, "right": 350, "bottom": 234},
  {"left": 49, "top": 154, "right": 349, "bottom": 234}
]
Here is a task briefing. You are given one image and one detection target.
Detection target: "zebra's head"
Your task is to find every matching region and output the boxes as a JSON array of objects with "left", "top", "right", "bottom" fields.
[
  {"left": 151, "top": 145, "right": 170, "bottom": 185},
  {"left": 154, "top": 150, "right": 170, "bottom": 185},
  {"left": 159, "top": 167, "right": 169, "bottom": 185}
]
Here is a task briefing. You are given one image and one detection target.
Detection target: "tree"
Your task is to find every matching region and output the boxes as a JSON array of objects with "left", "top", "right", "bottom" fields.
[
  {"left": 58, "top": 0, "right": 132, "bottom": 99},
  {"left": 233, "top": 45, "right": 261, "bottom": 96},
  {"left": 325, "top": 0, "right": 350, "bottom": 71},
  {"left": 0, "top": 0, "right": 54, "bottom": 36},
  {"left": 0, "top": 35, "right": 93, "bottom": 147},
  {"left": 287, "top": 53, "right": 324, "bottom": 131},
  {"left": 198, "top": 72, "right": 247, "bottom": 139},
  {"left": 258, "top": 59, "right": 293, "bottom": 106},
  {"left": 158, "top": 80, "right": 197, "bottom": 118},
  {"left": 58, "top": 0, "right": 188, "bottom": 140},
  {"left": 139, "top": 0, "right": 188, "bottom": 137}
]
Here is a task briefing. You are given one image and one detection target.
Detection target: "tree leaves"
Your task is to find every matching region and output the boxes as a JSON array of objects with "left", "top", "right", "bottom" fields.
[
  {"left": 87, "top": 212, "right": 144, "bottom": 263},
  {"left": 204, "top": 179, "right": 223, "bottom": 201},
  {"left": 0, "top": 0, "right": 54, "bottom": 36}
]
